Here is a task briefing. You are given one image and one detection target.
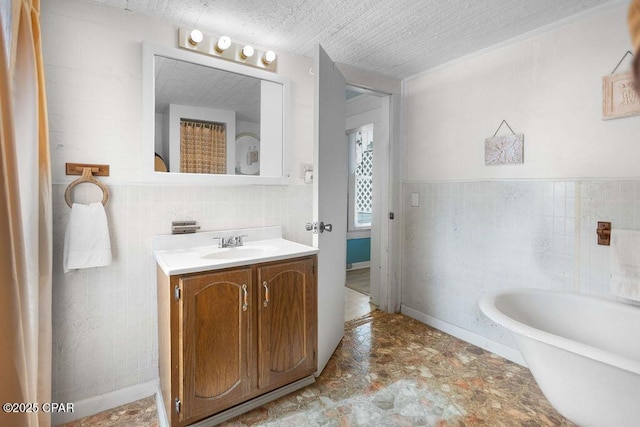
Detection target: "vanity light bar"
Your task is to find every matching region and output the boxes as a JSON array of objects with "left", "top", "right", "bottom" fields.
[{"left": 178, "top": 28, "right": 277, "bottom": 72}]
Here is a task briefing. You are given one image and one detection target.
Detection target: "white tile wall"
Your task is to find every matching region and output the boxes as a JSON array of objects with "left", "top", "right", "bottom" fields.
[
  {"left": 52, "top": 183, "right": 312, "bottom": 403},
  {"left": 402, "top": 179, "right": 640, "bottom": 351},
  {"left": 578, "top": 180, "right": 640, "bottom": 303},
  {"left": 53, "top": 178, "right": 640, "bottom": 402}
]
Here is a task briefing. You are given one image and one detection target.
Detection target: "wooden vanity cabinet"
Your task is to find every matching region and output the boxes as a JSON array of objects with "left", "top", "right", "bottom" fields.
[
  {"left": 180, "top": 267, "right": 253, "bottom": 421},
  {"left": 157, "top": 255, "right": 317, "bottom": 427},
  {"left": 257, "top": 257, "right": 317, "bottom": 391}
]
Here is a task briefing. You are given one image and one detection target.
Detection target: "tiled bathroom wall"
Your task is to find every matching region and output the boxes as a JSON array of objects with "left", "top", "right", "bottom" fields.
[
  {"left": 578, "top": 180, "right": 640, "bottom": 300},
  {"left": 401, "top": 179, "right": 640, "bottom": 351},
  {"left": 51, "top": 183, "right": 312, "bottom": 403}
]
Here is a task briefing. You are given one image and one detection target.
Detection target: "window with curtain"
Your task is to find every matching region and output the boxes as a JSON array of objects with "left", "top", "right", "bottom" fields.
[
  {"left": 347, "top": 124, "right": 374, "bottom": 230},
  {"left": 179, "top": 119, "right": 227, "bottom": 174}
]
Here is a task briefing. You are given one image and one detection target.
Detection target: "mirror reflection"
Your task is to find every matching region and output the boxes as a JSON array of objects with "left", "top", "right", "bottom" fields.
[
  {"left": 235, "top": 132, "right": 260, "bottom": 175},
  {"left": 153, "top": 55, "right": 281, "bottom": 176}
]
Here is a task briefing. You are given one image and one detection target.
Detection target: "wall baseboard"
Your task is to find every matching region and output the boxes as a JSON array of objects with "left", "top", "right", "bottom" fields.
[
  {"left": 156, "top": 376, "right": 315, "bottom": 427},
  {"left": 400, "top": 305, "right": 526, "bottom": 366},
  {"left": 347, "top": 261, "right": 370, "bottom": 270},
  {"left": 52, "top": 379, "right": 159, "bottom": 425},
  {"left": 156, "top": 388, "right": 169, "bottom": 427}
]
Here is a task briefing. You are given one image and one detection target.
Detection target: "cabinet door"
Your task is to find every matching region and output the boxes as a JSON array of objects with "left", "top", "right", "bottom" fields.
[
  {"left": 257, "top": 257, "right": 317, "bottom": 390},
  {"left": 179, "top": 268, "right": 252, "bottom": 421}
]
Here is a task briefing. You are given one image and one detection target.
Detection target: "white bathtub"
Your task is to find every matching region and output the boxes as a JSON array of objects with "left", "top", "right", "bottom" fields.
[{"left": 479, "top": 288, "right": 640, "bottom": 427}]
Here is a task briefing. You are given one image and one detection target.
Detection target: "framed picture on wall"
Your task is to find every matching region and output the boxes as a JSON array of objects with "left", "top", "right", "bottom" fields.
[
  {"left": 485, "top": 133, "right": 524, "bottom": 165},
  {"left": 602, "top": 71, "right": 640, "bottom": 120}
]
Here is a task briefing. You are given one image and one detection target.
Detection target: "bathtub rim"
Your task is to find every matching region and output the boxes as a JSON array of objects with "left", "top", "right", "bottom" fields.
[{"left": 479, "top": 288, "right": 640, "bottom": 376}]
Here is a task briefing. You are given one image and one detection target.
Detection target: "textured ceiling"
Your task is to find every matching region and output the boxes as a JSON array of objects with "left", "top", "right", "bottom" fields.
[
  {"left": 155, "top": 55, "right": 261, "bottom": 122},
  {"left": 87, "top": 0, "right": 611, "bottom": 79}
]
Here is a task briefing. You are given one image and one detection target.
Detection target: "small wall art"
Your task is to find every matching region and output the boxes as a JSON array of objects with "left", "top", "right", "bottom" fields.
[
  {"left": 485, "top": 120, "right": 524, "bottom": 166},
  {"left": 602, "top": 71, "right": 640, "bottom": 120},
  {"left": 602, "top": 51, "right": 640, "bottom": 120}
]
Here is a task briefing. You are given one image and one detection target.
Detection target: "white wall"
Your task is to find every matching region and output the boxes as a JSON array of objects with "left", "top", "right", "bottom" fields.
[
  {"left": 41, "top": 0, "right": 315, "bottom": 419},
  {"left": 259, "top": 80, "right": 285, "bottom": 177},
  {"left": 401, "top": 3, "right": 640, "bottom": 364},
  {"left": 404, "top": 3, "right": 640, "bottom": 182},
  {"left": 154, "top": 112, "right": 166, "bottom": 161}
]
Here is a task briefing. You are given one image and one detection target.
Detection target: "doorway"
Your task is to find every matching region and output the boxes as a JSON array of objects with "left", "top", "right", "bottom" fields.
[{"left": 343, "top": 86, "right": 390, "bottom": 321}]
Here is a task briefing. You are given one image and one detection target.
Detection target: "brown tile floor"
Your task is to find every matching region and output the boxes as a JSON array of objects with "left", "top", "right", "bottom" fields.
[
  {"left": 58, "top": 395, "right": 158, "bottom": 426},
  {"left": 62, "top": 311, "right": 573, "bottom": 426}
]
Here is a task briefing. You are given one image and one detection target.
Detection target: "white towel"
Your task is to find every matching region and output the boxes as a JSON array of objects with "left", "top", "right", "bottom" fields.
[
  {"left": 64, "top": 203, "right": 112, "bottom": 273},
  {"left": 610, "top": 229, "right": 640, "bottom": 301}
]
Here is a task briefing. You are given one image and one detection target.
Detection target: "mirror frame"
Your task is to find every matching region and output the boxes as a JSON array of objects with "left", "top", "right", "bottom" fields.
[{"left": 141, "top": 41, "right": 290, "bottom": 185}]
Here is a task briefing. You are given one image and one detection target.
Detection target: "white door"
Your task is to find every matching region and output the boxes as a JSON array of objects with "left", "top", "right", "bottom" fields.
[{"left": 313, "top": 45, "right": 347, "bottom": 374}]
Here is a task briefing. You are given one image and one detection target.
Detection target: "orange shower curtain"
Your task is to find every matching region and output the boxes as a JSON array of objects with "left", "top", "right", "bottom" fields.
[
  {"left": 180, "top": 120, "right": 227, "bottom": 174},
  {"left": 0, "top": 0, "right": 52, "bottom": 426}
]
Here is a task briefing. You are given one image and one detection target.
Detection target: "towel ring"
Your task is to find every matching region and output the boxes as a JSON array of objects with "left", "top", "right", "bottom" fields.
[{"left": 64, "top": 167, "right": 110, "bottom": 208}]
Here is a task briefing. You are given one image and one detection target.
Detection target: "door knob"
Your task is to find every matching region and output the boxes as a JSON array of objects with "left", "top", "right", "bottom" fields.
[
  {"left": 304, "top": 221, "right": 332, "bottom": 233},
  {"left": 319, "top": 222, "right": 332, "bottom": 232}
]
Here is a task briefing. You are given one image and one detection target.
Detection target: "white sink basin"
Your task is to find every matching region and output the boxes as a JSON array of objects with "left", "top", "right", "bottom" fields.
[
  {"left": 199, "top": 245, "right": 278, "bottom": 260},
  {"left": 153, "top": 228, "right": 318, "bottom": 275}
]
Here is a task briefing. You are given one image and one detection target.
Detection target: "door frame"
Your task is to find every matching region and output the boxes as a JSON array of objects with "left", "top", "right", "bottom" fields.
[
  {"left": 316, "top": 62, "right": 402, "bottom": 315},
  {"left": 344, "top": 88, "right": 387, "bottom": 310}
]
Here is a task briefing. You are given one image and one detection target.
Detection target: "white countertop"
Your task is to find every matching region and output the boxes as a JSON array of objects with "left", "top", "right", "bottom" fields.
[{"left": 154, "top": 228, "right": 318, "bottom": 275}]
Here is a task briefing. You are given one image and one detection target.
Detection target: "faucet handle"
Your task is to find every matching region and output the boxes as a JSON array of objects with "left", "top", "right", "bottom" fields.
[
  {"left": 236, "top": 234, "right": 248, "bottom": 246},
  {"left": 212, "top": 236, "right": 224, "bottom": 248}
]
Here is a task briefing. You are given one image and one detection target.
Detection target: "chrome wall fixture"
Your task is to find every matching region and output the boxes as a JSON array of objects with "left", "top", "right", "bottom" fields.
[{"left": 178, "top": 28, "right": 277, "bottom": 72}]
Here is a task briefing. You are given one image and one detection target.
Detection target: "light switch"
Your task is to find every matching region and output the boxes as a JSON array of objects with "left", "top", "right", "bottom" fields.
[
  {"left": 411, "top": 192, "right": 420, "bottom": 207},
  {"left": 304, "top": 170, "right": 313, "bottom": 184}
]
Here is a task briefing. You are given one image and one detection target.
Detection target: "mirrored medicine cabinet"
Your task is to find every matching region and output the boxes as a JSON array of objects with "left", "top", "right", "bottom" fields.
[{"left": 141, "top": 42, "right": 290, "bottom": 185}]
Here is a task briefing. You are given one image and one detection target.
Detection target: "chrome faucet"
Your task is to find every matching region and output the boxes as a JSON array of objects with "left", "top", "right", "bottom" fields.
[{"left": 213, "top": 234, "right": 248, "bottom": 248}]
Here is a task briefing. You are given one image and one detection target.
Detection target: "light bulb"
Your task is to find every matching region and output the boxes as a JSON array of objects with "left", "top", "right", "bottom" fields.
[
  {"left": 262, "top": 50, "right": 276, "bottom": 65},
  {"left": 215, "top": 36, "right": 231, "bottom": 52},
  {"left": 188, "top": 29, "right": 203, "bottom": 46},
  {"left": 241, "top": 45, "right": 254, "bottom": 59}
]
